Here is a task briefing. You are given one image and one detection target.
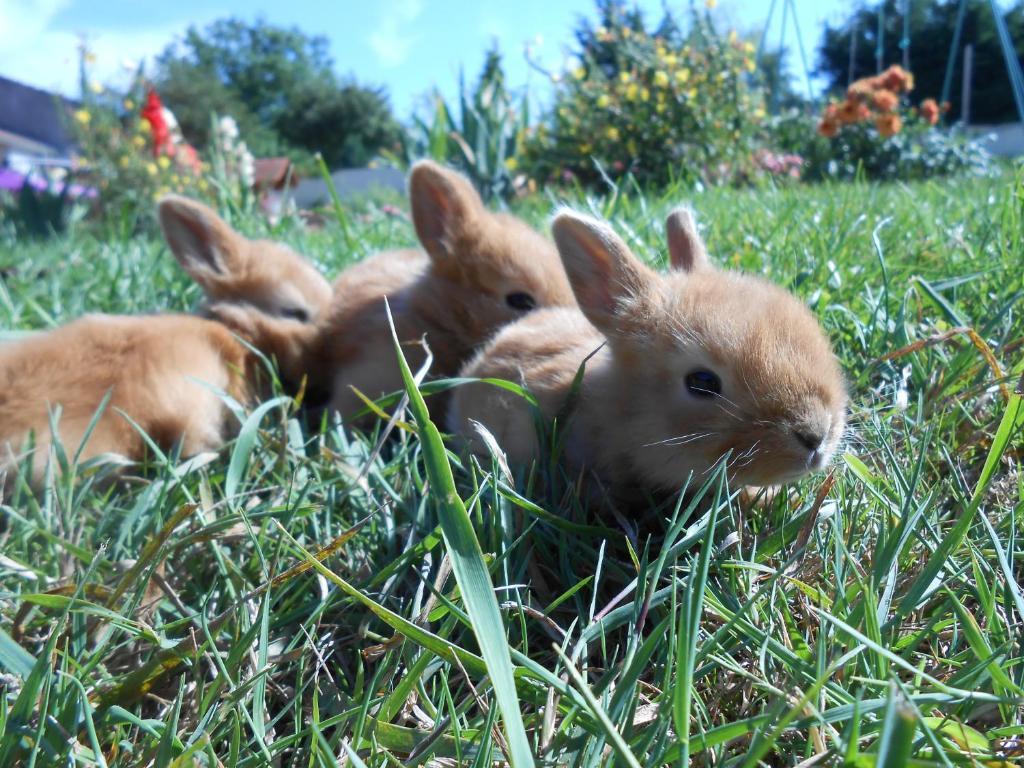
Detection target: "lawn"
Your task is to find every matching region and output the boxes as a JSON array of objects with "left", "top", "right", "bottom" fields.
[{"left": 1, "top": 171, "right": 1022, "bottom": 766}]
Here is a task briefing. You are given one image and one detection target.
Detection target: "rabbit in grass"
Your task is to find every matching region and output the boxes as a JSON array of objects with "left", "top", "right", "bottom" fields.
[
  {"left": 305, "top": 160, "right": 576, "bottom": 426},
  {"left": 449, "top": 207, "right": 847, "bottom": 503},
  {"left": 0, "top": 196, "right": 331, "bottom": 491}
]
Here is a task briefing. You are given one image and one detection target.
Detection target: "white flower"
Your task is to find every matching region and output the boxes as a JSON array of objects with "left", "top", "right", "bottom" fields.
[
  {"left": 238, "top": 145, "right": 255, "bottom": 188},
  {"left": 121, "top": 58, "right": 138, "bottom": 72},
  {"left": 218, "top": 115, "right": 240, "bottom": 141}
]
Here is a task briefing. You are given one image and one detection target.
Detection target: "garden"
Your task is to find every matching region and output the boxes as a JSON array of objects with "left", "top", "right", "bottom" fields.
[{"left": 0, "top": 1, "right": 1022, "bottom": 765}]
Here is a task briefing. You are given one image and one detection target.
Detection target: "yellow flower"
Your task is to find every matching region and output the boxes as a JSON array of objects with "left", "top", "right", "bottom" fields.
[
  {"left": 504, "top": 156, "right": 518, "bottom": 171},
  {"left": 89, "top": 80, "right": 103, "bottom": 95},
  {"left": 605, "top": 126, "right": 620, "bottom": 141},
  {"left": 138, "top": 120, "right": 151, "bottom": 133},
  {"left": 146, "top": 162, "right": 158, "bottom": 176},
  {"left": 84, "top": 51, "right": 97, "bottom": 64},
  {"left": 573, "top": 66, "right": 586, "bottom": 81},
  {"left": 157, "top": 155, "right": 171, "bottom": 170},
  {"left": 664, "top": 53, "right": 678, "bottom": 68},
  {"left": 627, "top": 139, "right": 638, "bottom": 155},
  {"left": 619, "top": 71, "right": 631, "bottom": 84},
  {"left": 728, "top": 30, "right": 738, "bottom": 43},
  {"left": 621, "top": 27, "right": 631, "bottom": 39},
  {"left": 132, "top": 135, "right": 146, "bottom": 148},
  {"left": 118, "top": 156, "right": 130, "bottom": 169},
  {"left": 744, "top": 41, "right": 755, "bottom": 54},
  {"left": 753, "top": 107, "right": 766, "bottom": 120},
  {"left": 73, "top": 109, "right": 91, "bottom": 125},
  {"left": 705, "top": 0, "right": 717, "bottom": 7},
  {"left": 674, "top": 68, "right": 691, "bottom": 83},
  {"left": 198, "top": 178, "right": 209, "bottom": 191},
  {"left": 580, "top": 143, "right": 592, "bottom": 154},
  {"left": 625, "top": 83, "right": 639, "bottom": 101},
  {"left": 640, "top": 87, "right": 650, "bottom": 102},
  {"left": 656, "top": 102, "right": 666, "bottom": 114},
  {"left": 653, "top": 70, "right": 669, "bottom": 88},
  {"left": 123, "top": 98, "right": 135, "bottom": 110},
  {"left": 596, "top": 93, "right": 611, "bottom": 108},
  {"left": 745, "top": 58, "right": 756, "bottom": 73},
  {"left": 687, "top": 87, "right": 697, "bottom": 100}
]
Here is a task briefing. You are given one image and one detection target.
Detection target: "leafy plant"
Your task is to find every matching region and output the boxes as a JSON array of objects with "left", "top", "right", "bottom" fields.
[
  {"left": 520, "top": 2, "right": 769, "bottom": 188},
  {"left": 392, "top": 44, "right": 530, "bottom": 201},
  {"left": 793, "top": 66, "right": 993, "bottom": 181}
]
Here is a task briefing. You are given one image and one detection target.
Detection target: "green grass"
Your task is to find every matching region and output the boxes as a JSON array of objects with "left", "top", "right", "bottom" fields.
[{"left": 1, "top": 172, "right": 1022, "bottom": 766}]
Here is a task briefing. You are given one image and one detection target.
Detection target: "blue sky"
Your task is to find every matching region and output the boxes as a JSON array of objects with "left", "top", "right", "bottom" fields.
[{"left": 0, "top": 0, "right": 850, "bottom": 119}]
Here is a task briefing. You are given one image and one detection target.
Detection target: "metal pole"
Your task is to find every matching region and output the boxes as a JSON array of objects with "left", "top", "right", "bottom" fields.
[
  {"left": 876, "top": 2, "right": 885, "bottom": 73},
  {"left": 901, "top": 0, "right": 911, "bottom": 71},
  {"left": 848, "top": 17, "right": 858, "bottom": 86},
  {"left": 961, "top": 43, "right": 973, "bottom": 127}
]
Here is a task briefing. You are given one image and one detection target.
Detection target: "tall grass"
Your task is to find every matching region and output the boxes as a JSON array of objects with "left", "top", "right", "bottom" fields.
[{"left": 0, "top": 171, "right": 1021, "bottom": 765}]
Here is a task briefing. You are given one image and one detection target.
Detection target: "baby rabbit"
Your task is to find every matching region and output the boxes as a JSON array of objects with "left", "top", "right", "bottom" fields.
[
  {"left": 0, "top": 196, "right": 331, "bottom": 490},
  {"left": 448, "top": 208, "right": 847, "bottom": 500},
  {"left": 306, "top": 160, "right": 575, "bottom": 424}
]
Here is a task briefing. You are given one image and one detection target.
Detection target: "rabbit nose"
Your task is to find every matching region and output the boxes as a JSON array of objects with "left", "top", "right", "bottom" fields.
[{"left": 793, "top": 429, "right": 824, "bottom": 453}]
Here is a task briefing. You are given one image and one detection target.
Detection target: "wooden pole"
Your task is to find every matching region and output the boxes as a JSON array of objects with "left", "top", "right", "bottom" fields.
[{"left": 962, "top": 43, "right": 973, "bottom": 126}]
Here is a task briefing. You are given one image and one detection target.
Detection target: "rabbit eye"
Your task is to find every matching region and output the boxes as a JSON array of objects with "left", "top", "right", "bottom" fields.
[
  {"left": 280, "top": 306, "right": 310, "bottom": 322},
  {"left": 685, "top": 369, "right": 721, "bottom": 398},
  {"left": 506, "top": 292, "right": 537, "bottom": 311}
]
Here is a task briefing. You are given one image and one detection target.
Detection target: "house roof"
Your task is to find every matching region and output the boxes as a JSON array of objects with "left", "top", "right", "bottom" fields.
[
  {"left": 0, "top": 76, "right": 76, "bottom": 155},
  {"left": 253, "top": 157, "right": 296, "bottom": 190}
]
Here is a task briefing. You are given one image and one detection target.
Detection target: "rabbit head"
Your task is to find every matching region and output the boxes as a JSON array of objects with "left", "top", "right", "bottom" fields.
[
  {"left": 158, "top": 195, "right": 331, "bottom": 385},
  {"left": 159, "top": 195, "right": 331, "bottom": 324},
  {"left": 409, "top": 161, "right": 575, "bottom": 352},
  {"left": 553, "top": 207, "right": 848, "bottom": 490}
]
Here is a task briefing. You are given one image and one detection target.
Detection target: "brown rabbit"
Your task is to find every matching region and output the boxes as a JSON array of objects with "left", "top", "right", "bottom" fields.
[
  {"left": 448, "top": 208, "right": 848, "bottom": 500},
  {"left": 0, "top": 196, "right": 331, "bottom": 490},
  {"left": 306, "top": 160, "right": 575, "bottom": 424}
]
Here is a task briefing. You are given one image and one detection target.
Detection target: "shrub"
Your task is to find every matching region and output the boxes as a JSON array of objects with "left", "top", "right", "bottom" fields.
[
  {"left": 520, "top": 4, "right": 768, "bottom": 188},
  {"left": 392, "top": 45, "right": 529, "bottom": 201},
  {"left": 795, "top": 66, "right": 992, "bottom": 181},
  {"left": 68, "top": 69, "right": 208, "bottom": 232}
]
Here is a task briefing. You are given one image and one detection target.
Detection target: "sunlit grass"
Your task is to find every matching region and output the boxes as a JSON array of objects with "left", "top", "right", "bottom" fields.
[{"left": 1, "top": 171, "right": 1022, "bottom": 765}]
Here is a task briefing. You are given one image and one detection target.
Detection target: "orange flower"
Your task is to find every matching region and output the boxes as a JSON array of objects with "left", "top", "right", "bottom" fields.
[
  {"left": 818, "top": 117, "right": 839, "bottom": 138},
  {"left": 847, "top": 77, "right": 878, "bottom": 102},
  {"left": 920, "top": 98, "right": 939, "bottom": 125},
  {"left": 880, "top": 65, "right": 914, "bottom": 94},
  {"left": 837, "top": 98, "right": 869, "bottom": 124},
  {"left": 875, "top": 112, "right": 902, "bottom": 137},
  {"left": 871, "top": 88, "right": 899, "bottom": 112}
]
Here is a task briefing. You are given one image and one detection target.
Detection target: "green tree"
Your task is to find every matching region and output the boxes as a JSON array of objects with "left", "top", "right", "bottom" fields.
[
  {"left": 154, "top": 18, "right": 402, "bottom": 166},
  {"left": 817, "top": 0, "right": 1024, "bottom": 123}
]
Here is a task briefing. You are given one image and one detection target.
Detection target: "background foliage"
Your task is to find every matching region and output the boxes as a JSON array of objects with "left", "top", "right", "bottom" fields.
[
  {"left": 154, "top": 18, "right": 403, "bottom": 169},
  {"left": 818, "top": 0, "right": 1024, "bottom": 124}
]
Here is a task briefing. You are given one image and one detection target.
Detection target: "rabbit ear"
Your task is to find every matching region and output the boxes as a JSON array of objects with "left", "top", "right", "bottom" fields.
[
  {"left": 551, "top": 209, "right": 657, "bottom": 338},
  {"left": 409, "top": 161, "right": 484, "bottom": 269},
  {"left": 158, "top": 195, "right": 248, "bottom": 291},
  {"left": 665, "top": 207, "right": 709, "bottom": 273}
]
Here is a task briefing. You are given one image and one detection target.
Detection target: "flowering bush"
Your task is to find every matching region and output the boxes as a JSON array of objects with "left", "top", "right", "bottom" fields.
[
  {"left": 208, "top": 116, "right": 256, "bottom": 203},
  {"left": 69, "top": 69, "right": 208, "bottom": 230},
  {"left": 798, "top": 65, "right": 991, "bottom": 181},
  {"left": 520, "top": 6, "right": 769, "bottom": 188}
]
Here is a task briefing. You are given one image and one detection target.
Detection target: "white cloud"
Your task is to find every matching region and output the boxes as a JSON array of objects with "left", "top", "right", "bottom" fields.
[
  {"left": 368, "top": 0, "right": 423, "bottom": 68},
  {"left": 0, "top": 0, "right": 215, "bottom": 96}
]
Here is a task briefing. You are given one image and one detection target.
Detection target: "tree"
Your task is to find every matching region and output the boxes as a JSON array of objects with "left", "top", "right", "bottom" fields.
[
  {"left": 154, "top": 18, "right": 402, "bottom": 166},
  {"left": 818, "top": 0, "right": 1024, "bottom": 124}
]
